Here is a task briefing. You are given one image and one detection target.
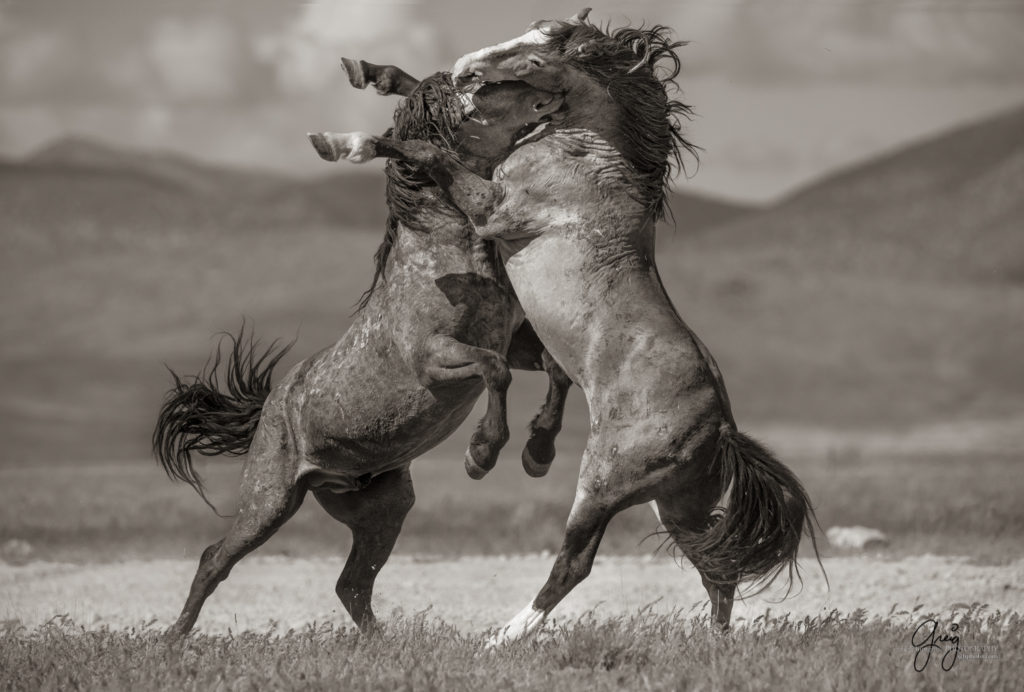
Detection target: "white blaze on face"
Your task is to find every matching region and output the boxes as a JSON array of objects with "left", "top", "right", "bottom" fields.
[{"left": 452, "top": 27, "right": 550, "bottom": 78}]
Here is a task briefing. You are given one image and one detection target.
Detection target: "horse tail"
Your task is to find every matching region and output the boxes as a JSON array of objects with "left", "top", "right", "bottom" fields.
[
  {"left": 153, "top": 322, "right": 294, "bottom": 505},
  {"left": 673, "top": 425, "right": 824, "bottom": 596}
]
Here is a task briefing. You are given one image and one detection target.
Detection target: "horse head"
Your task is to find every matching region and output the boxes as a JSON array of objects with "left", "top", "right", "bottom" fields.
[{"left": 451, "top": 9, "right": 697, "bottom": 220}]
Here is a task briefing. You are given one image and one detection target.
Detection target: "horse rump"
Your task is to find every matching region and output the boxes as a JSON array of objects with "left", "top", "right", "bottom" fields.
[
  {"left": 152, "top": 322, "right": 293, "bottom": 499},
  {"left": 671, "top": 426, "right": 823, "bottom": 596}
]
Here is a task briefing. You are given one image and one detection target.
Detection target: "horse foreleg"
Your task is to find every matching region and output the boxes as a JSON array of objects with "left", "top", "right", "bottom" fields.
[
  {"left": 416, "top": 334, "right": 511, "bottom": 479},
  {"left": 313, "top": 467, "right": 415, "bottom": 633},
  {"left": 307, "top": 132, "right": 505, "bottom": 228},
  {"left": 506, "top": 321, "right": 572, "bottom": 477},
  {"left": 341, "top": 58, "right": 420, "bottom": 96}
]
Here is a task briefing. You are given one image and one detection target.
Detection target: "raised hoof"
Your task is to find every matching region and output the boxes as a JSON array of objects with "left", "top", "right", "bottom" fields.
[
  {"left": 307, "top": 133, "right": 337, "bottom": 162},
  {"left": 521, "top": 436, "right": 555, "bottom": 478},
  {"left": 464, "top": 444, "right": 494, "bottom": 480},
  {"left": 341, "top": 58, "right": 367, "bottom": 89}
]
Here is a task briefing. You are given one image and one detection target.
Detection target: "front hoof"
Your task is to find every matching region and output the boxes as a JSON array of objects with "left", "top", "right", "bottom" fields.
[
  {"left": 308, "top": 133, "right": 339, "bottom": 161},
  {"left": 521, "top": 435, "right": 555, "bottom": 477},
  {"left": 341, "top": 57, "right": 367, "bottom": 89}
]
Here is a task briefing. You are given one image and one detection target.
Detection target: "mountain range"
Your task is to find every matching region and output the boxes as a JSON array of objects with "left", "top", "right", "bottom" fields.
[{"left": 1, "top": 105, "right": 1022, "bottom": 464}]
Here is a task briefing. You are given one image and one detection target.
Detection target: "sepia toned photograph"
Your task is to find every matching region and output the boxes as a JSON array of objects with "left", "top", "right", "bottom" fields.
[{"left": 1, "top": 1, "right": 1021, "bottom": 689}]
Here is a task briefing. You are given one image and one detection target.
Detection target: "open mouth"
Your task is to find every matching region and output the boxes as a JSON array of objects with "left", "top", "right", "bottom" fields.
[{"left": 513, "top": 120, "right": 551, "bottom": 146}]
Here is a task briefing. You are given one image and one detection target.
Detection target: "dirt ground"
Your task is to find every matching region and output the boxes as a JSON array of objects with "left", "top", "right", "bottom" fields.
[{"left": 3, "top": 554, "right": 1021, "bottom": 634}]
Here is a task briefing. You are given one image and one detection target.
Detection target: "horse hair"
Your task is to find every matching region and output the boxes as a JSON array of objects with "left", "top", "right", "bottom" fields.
[
  {"left": 667, "top": 429, "right": 824, "bottom": 598},
  {"left": 357, "top": 73, "right": 467, "bottom": 310},
  {"left": 540, "top": 20, "right": 700, "bottom": 222},
  {"left": 152, "top": 321, "right": 294, "bottom": 503}
]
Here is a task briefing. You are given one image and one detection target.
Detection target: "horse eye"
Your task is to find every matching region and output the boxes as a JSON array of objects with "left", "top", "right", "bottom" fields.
[{"left": 529, "top": 56, "right": 545, "bottom": 68}]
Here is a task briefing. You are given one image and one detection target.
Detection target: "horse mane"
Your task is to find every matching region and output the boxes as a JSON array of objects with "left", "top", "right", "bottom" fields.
[
  {"left": 541, "top": 20, "right": 699, "bottom": 222},
  {"left": 357, "top": 73, "right": 466, "bottom": 310}
]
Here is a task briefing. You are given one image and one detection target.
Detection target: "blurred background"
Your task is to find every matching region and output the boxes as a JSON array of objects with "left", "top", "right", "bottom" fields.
[{"left": 1, "top": 0, "right": 1022, "bottom": 562}]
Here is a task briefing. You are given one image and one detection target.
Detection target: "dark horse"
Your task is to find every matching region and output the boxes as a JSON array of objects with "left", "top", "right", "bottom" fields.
[
  {"left": 154, "top": 73, "right": 570, "bottom": 638},
  {"left": 313, "top": 9, "right": 822, "bottom": 644}
]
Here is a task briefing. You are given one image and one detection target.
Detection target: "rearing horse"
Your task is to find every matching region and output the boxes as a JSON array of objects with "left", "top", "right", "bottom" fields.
[
  {"left": 312, "top": 9, "right": 821, "bottom": 644},
  {"left": 155, "top": 73, "right": 569, "bottom": 638}
]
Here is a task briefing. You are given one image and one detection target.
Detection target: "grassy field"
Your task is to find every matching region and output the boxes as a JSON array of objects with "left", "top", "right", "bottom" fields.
[
  {"left": 2, "top": 443, "right": 1022, "bottom": 563},
  {"left": 1, "top": 608, "right": 1017, "bottom": 691}
]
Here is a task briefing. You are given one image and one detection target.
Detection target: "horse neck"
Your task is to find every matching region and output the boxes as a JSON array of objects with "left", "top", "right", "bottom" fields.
[
  {"left": 558, "top": 80, "right": 630, "bottom": 165},
  {"left": 555, "top": 76, "right": 669, "bottom": 221},
  {"left": 389, "top": 209, "right": 500, "bottom": 280}
]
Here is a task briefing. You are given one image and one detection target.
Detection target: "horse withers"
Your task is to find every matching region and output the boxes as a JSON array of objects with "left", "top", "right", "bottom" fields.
[
  {"left": 155, "top": 73, "right": 569, "bottom": 639},
  {"left": 322, "top": 9, "right": 822, "bottom": 644}
]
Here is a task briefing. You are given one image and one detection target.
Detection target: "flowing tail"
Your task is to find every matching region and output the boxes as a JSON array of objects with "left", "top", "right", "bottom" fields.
[
  {"left": 153, "top": 322, "right": 293, "bottom": 505},
  {"left": 673, "top": 425, "right": 824, "bottom": 596}
]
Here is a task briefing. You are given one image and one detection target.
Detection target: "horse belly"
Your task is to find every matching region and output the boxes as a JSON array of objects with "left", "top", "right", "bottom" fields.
[{"left": 302, "top": 371, "right": 482, "bottom": 471}]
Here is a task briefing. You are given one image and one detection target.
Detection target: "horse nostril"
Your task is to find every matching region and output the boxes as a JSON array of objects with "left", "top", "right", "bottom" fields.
[{"left": 456, "top": 69, "right": 481, "bottom": 88}]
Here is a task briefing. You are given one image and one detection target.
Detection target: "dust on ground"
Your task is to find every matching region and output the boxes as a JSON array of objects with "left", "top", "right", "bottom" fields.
[{"left": 2, "top": 554, "right": 1021, "bottom": 634}]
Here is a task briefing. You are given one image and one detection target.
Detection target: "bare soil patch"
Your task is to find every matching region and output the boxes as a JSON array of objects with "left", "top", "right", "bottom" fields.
[{"left": 3, "top": 554, "right": 1021, "bottom": 634}]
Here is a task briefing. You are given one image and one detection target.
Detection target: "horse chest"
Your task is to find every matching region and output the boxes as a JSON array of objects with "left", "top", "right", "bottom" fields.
[{"left": 502, "top": 235, "right": 596, "bottom": 375}]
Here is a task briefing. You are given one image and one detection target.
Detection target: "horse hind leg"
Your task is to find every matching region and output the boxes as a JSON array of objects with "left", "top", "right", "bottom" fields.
[
  {"left": 313, "top": 467, "right": 415, "bottom": 633},
  {"left": 651, "top": 493, "right": 738, "bottom": 631},
  {"left": 490, "top": 444, "right": 642, "bottom": 646},
  {"left": 165, "top": 437, "right": 306, "bottom": 640}
]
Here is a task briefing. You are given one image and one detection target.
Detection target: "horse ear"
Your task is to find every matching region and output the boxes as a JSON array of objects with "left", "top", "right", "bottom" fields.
[{"left": 568, "top": 7, "right": 591, "bottom": 24}]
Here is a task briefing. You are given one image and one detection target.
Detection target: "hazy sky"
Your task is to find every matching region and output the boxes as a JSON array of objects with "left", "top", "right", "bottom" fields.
[{"left": 2, "top": 0, "right": 1022, "bottom": 201}]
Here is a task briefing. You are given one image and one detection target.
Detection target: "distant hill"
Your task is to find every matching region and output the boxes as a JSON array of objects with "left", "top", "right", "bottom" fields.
[
  {"left": 1, "top": 137, "right": 743, "bottom": 256},
  {"left": 683, "top": 106, "right": 1024, "bottom": 282},
  {"left": 653, "top": 104, "right": 1024, "bottom": 426},
  {"left": 1, "top": 137, "right": 390, "bottom": 254}
]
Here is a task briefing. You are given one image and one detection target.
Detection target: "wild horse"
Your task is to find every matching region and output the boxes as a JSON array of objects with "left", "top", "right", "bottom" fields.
[
  {"left": 312, "top": 9, "right": 822, "bottom": 644},
  {"left": 155, "top": 73, "right": 570, "bottom": 638}
]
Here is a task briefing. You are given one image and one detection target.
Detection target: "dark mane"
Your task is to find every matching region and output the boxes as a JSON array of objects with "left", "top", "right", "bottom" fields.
[
  {"left": 541, "top": 20, "right": 699, "bottom": 221},
  {"left": 357, "top": 73, "right": 466, "bottom": 310}
]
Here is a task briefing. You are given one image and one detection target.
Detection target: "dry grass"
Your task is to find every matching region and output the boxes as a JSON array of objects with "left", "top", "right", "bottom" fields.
[{"left": 1, "top": 608, "right": 1017, "bottom": 691}]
